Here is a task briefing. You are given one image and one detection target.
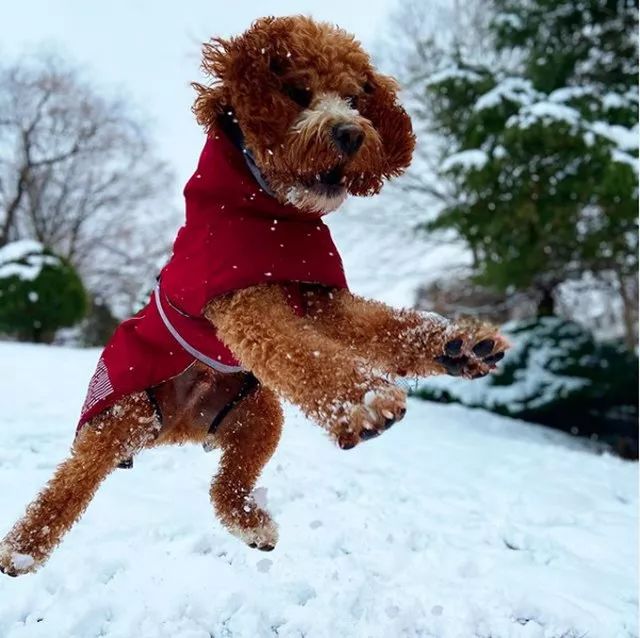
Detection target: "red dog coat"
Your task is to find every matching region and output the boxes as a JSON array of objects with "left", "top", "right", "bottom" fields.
[{"left": 78, "top": 129, "right": 348, "bottom": 427}]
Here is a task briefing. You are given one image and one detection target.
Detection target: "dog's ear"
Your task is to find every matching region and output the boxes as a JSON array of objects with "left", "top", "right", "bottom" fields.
[
  {"left": 360, "top": 73, "right": 415, "bottom": 178},
  {"left": 192, "top": 38, "right": 233, "bottom": 132},
  {"left": 191, "top": 24, "right": 294, "bottom": 145}
]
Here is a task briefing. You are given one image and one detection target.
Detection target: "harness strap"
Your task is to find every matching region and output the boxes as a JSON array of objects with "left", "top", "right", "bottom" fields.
[{"left": 207, "top": 374, "right": 260, "bottom": 437}]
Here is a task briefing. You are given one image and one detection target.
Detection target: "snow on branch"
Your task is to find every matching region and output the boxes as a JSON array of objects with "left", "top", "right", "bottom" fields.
[
  {"left": 424, "top": 66, "right": 484, "bottom": 87},
  {"left": 441, "top": 149, "right": 489, "bottom": 172},
  {"left": 0, "top": 240, "right": 59, "bottom": 281},
  {"left": 474, "top": 77, "right": 539, "bottom": 111}
]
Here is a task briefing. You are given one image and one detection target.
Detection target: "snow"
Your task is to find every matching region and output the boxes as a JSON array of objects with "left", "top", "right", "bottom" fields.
[
  {"left": 507, "top": 102, "right": 582, "bottom": 130},
  {"left": 602, "top": 91, "right": 633, "bottom": 110},
  {"left": 612, "top": 149, "right": 639, "bottom": 172},
  {"left": 0, "top": 342, "right": 637, "bottom": 637},
  {"left": 8, "top": 553, "right": 34, "bottom": 572},
  {"left": 493, "top": 12, "right": 524, "bottom": 30},
  {"left": 474, "top": 78, "right": 538, "bottom": 112},
  {"left": 0, "top": 240, "right": 43, "bottom": 265},
  {"left": 424, "top": 67, "right": 483, "bottom": 87},
  {"left": 590, "top": 121, "right": 639, "bottom": 152},
  {"left": 441, "top": 149, "right": 489, "bottom": 172},
  {"left": 547, "top": 86, "right": 596, "bottom": 104},
  {"left": 0, "top": 241, "right": 59, "bottom": 282}
]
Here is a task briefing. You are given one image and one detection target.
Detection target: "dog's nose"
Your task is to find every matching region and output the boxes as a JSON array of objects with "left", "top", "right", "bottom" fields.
[{"left": 332, "top": 123, "right": 364, "bottom": 156}]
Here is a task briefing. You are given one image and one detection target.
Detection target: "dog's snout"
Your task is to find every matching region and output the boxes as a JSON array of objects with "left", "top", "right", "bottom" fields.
[{"left": 331, "top": 123, "right": 364, "bottom": 156}]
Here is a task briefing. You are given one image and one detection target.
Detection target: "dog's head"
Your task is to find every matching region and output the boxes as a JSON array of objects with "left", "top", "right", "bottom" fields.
[{"left": 192, "top": 16, "right": 415, "bottom": 214}]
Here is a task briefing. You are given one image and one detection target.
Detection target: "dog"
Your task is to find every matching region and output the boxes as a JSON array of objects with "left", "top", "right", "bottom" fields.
[{"left": 0, "top": 16, "right": 508, "bottom": 576}]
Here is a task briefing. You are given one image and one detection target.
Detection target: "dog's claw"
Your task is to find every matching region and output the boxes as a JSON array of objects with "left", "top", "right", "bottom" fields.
[
  {"left": 360, "top": 428, "right": 381, "bottom": 440},
  {"left": 0, "top": 564, "right": 17, "bottom": 578},
  {"left": 338, "top": 438, "right": 357, "bottom": 450},
  {"left": 259, "top": 544, "right": 275, "bottom": 552}
]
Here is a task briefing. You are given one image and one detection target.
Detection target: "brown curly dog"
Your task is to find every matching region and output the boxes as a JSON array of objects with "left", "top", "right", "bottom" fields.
[{"left": 0, "top": 15, "right": 508, "bottom": 576}]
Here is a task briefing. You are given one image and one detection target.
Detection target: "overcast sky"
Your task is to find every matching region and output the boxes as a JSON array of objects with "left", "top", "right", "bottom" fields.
[{"left": 3, "top": 0, "right": 399, "bottom": 187}]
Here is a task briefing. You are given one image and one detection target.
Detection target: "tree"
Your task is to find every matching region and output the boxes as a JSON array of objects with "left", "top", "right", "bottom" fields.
[
  {"left": 0, "top": 52, "right": 177, "bottom": 316},
  {"left": 0, "top": 240, "right": 87, "bottom": 343},
  {"left": 375, "top": 0, "right": 501, "bottom": 207},
  {"left": 428, "top": 1, "right": 637, "bottom": 323},
  {"left": 383, "top": 0, "right": 638, "bottom": 345}
]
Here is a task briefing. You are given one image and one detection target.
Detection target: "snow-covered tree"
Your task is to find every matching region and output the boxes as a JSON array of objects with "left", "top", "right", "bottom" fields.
[
  {"left": 0, "top": 240, "right": 87, "bottom": 343},
  {"left": 425, "top": 0, "right": 638, "bottom": 330},
  {"left": 390, "top": 0, "right": 638, "bottom": 344}
]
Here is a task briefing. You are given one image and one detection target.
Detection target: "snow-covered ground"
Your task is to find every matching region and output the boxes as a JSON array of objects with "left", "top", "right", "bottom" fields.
[{"left": 0, "top": 342, "right": 637, "bottom": 638}]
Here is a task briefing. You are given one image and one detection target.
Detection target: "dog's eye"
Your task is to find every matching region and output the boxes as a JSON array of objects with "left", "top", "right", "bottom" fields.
[
  {"left": 345, "top": 95, "right": 359, "bottom": 109},
  {"left": 269, "top": 58, "right": 288, "bottom": 76},
  {"left": 282, "top": 83, "right": 312, "bottom": 108}
]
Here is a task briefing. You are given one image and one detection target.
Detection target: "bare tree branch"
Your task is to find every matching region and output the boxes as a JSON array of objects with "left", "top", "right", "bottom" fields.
[{"left": 0, "top": 51, "right": 178, "bottom": 316}]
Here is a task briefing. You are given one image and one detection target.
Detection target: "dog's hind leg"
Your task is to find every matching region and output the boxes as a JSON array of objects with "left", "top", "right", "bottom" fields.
[
  {"left": 209, "top": 384, "right": 283, "bottom": 551},
  {"left": 0, "top": 392, "right": 160, "bottom": 577}
]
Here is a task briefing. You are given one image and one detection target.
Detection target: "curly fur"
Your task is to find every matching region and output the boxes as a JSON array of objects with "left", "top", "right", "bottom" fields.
[
  {"left": 192, "top": 15, "right": 415, "bottom": 203},
  {"left": 0, "top": 16, "right": 507, "bottom": 577}
]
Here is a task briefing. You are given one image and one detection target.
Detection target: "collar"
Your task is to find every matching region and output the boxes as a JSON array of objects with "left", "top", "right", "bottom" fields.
[{"left": 218, "top": 111, "right": 276, "bottom": 198}]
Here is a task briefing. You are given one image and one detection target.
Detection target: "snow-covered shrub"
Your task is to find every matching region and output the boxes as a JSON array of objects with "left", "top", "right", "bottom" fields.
[
  {"left": 0, "top": 240, "right": 87, "bottom": 343},
  {"left": 415, "top": 317, "right": 638, "bottom": 458}
]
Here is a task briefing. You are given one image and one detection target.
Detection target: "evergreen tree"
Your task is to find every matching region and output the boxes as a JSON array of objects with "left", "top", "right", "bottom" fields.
[
  {"left": 422, "top": 0, "right": 638, "bottom": 321},
  {"left": 0, "top": 241, "right": 87, "bottom": 343}
]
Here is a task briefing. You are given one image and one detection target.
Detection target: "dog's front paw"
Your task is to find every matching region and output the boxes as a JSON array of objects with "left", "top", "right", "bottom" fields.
[
  {"left": 436, "top": 320, "right": 509, "bottom": 379},
  {"left": 0, "top": 541, "right": 38, "bottom": 577},
  {"left": 334, "top": 383, "right": 407, "bottom": 450}
]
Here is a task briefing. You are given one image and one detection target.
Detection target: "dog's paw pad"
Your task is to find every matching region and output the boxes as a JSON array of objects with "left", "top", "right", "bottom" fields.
[
  {"left": 436, "top": 326, "right": 509, "bottom": 379},
  {"left": 435, "top": 354, "right": 469, "bottom": 376},
  {"left": 472, "top": 339, "right": 495, "bottom": 358},
  {"left": 444, "top": 338, "right": 463, "bottom": 356},
  {"left": 335, "top": 384, "right": 407, "bottom": 449}
]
